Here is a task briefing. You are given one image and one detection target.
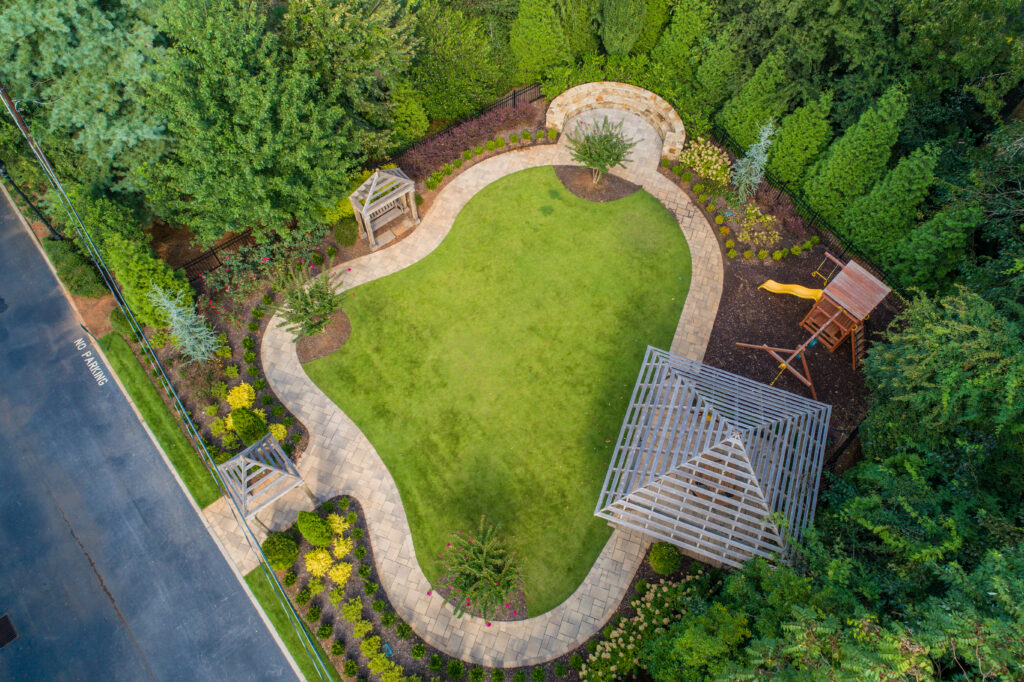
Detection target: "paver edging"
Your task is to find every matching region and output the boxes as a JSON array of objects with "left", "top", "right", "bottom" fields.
[{"left": 256, "top": 124, "right": 722, "bottom": 667}]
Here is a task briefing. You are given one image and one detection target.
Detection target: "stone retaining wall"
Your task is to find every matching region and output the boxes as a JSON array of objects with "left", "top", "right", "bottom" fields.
[{"left": 547, "top": 82, "right": 687, "bottom": 159}]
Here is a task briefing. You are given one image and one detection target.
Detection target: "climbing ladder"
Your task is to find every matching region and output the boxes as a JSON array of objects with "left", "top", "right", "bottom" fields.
[{"left": 850, "top": 323, "right": 866, "bottom": 370}]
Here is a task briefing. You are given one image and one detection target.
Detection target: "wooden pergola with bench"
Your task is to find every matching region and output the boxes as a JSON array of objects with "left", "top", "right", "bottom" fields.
[{"left": 349, "top": 167, "right": 419, "bottom": 250}]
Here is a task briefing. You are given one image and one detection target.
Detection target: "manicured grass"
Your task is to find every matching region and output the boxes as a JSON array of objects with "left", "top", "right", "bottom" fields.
[
  {"left": 100, "top": 333, "right": 220, "bottom": 508},
  {"left": 245, "top": 569, "right": 341, "bottom": 682},
  {"left": 305, "top": 166, "right": 691, "bottom": 614}
]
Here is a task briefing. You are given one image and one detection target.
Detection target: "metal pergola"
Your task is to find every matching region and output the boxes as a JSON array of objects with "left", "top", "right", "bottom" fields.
[
  {"left": 218, "top": 434, "right": 303, "bottom": 520},
  {"left": 595, "top": 347, "right": 831, "bottom": 569},
  {"left": 348, "top": 167, "right": 418, "bottom": 250}
]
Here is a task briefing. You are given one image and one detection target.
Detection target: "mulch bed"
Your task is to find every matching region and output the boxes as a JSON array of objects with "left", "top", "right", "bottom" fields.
[
  {"left": 296, "top": 311, "right": 352, "bottom": 364},
  {"left": 554, "top": 166, "right": 641, "bottom": 202}
]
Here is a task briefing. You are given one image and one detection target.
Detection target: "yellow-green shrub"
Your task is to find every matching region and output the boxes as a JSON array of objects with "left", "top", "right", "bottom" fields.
[
  {"left": 328, "top": 561, "right": 353, "bottom": 586},
  {"left": 332, "top": 536, "right": 353, "bottom": 559},
  {"left": 327, "top": 513, "right": 350, "bottom": 536},
  {"left": 304, "top": 548, "right": 333, "bottom": 577},
  {"left": 269, "top": 422, "right": 287, "bottom": 442},
  {"left": 226, "top": 383, "right": 255, "bottom": 410}
]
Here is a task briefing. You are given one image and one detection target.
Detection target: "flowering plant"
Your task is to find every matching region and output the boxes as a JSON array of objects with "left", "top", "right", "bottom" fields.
[
  {"left": 737, "top": 204, "right": 780, "bottom": 249},
  {"left": 272, "top": 264, "right": 346, "bottom": 340},
  {"left": 433, "top": 516, "right": 524, "bottom": 621},
  {"left": 679, "top": 138, "right": 732, "bottom": 185},
  {"left": 581, "top": 573, "right": 713, "bottom": 681},
  {"left": 565, "top": 116, "right": 639, "bottom": 185}
]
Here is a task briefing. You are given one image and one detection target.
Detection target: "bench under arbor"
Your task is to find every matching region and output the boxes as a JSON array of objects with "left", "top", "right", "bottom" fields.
[{"left": 349, "top": 167, "right": 419, "bottom": 250}]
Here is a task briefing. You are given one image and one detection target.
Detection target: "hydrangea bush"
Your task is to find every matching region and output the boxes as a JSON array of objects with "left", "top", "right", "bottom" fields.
[{"left": 678, "top": 138, "right": 732, "bottom": 185}]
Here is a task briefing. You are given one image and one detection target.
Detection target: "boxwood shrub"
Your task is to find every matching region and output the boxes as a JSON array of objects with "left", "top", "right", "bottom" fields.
[
  {"left": 261, "top": 532, "right": 298, "bottom": 570},
  {"left": 297, "top": 510, "right": 332, "bottom": 547}
]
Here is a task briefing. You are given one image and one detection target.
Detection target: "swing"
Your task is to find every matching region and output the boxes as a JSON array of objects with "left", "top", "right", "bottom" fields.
[{"left": 811, "top": 254, "right": 840, "bottom": 284}]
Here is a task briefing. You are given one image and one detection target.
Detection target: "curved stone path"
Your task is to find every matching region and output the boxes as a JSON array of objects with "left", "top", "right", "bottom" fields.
[{"left": 248, "top": 116, "right": 723, "bottom": 667}]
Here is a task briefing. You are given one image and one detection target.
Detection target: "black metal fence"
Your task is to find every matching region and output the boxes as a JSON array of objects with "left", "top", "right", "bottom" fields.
[
  {"left": 180, "top": 229, "right": 254, "bottom": 281},
  {"left": 710, "top": 123, "right": 908, "bottom": 306}
]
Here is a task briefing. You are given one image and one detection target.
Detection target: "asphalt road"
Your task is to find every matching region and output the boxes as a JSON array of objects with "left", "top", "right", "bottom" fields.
[{"left": 0, "top": 194, "right": 300, "bottom": 680}]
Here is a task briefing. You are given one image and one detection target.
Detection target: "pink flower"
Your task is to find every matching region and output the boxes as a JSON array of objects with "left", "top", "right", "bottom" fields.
[
  {"left": 513, "top": 610, "right": 517, "bottom": 615},
  {"left": 486, "top": 622, "right": 491, "bottom": 627},
  {"left": 466, "top": 598, "right": 470, "bottom": 604},
  {"left": 446, "top": 543, "right": 451, "bottom": 548},
  {"left": 427, "top": 590, "right": 432, "bottom": 596},
  {"left": 505, "top": 603, "right": 511, "bottom": 608}
]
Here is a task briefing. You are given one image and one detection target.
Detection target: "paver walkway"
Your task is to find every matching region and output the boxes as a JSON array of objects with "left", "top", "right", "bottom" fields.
[{"left": 210, "top": 112, "right": 723, "bottom": 666}]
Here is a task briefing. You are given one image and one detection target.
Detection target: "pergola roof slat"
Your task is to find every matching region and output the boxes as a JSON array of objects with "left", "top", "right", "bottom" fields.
[
  {"left": 595, "top": 347, "right": 830, "bottom": 568},
  {"left": 217, "top": 434, "right": 303, "bottom": 520}
]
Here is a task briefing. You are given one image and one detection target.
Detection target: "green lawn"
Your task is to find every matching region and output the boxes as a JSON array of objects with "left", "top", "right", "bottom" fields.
[
  {"left": 245, "top": 569, "right": 341, "bottom": 682},
  {"left": 100, "top": 333, "right": 221, "bottom": 508},
  {"left": 305, "top": 166, "right": 691, "bottom": 614}
]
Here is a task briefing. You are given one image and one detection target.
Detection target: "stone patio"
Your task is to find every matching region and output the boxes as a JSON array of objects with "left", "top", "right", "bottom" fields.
[{"left": 204, "top": 112, "right": 723, "bottom": 667}]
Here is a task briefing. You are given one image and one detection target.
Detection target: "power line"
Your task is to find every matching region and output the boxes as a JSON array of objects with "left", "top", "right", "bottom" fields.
[{"left": 0, "top": 81, "right": 331, "bottom": 682}]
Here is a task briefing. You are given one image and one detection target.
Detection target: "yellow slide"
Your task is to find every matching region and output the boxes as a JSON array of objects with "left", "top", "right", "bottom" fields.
[{"left": 758, "top": 279, "right": 823, "bottom": 301}]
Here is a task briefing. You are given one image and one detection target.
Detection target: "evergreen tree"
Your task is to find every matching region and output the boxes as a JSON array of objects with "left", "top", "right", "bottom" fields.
[
  {"left": 510, "top": 0, "right": 570, "bottom": 84},
  {"left": 765, "top": 91, "right": 832, "bottom": 189},
  {"left": 555, "top": 0, "right": 601, "bottom": 60},
  {"left": 387, "top": 80, "right": 429, "bottom": 150},
  {"left": 802, "top": 85, "right": 909, "bottom": 226},
  {"left": 412, "top": 1, "right": 502, "bottom": 121},
  {"left": 147, "top": 285, "right": 219, "bottom": 363},
  {"left": 716, "top": 50, "right": 789, "bottom": 149},
  {"left": 139, "top": 0, "right": 362, "bottom": 245},
  {"left": 600, "top": 0, "right": 646, "bottom": 57},
  {"left": 692, "top": 33, "right": 745, "bottom": 115},
  {"left": 841, "top": 145, "right": 939, "bottom": 267},
  {"left": 104, "top": 232, "right": 191, "bottom": 329},
  {"left": 732, "top": 121, "right": 776, "bottom": 203},
  {"left": 631, "top": 0, "right": 672, "bottom": 56},
  {"left": 650, "top": 0, "right": 712, "bottom": 85},
  {"left": 891, "top": 204, "right": 982, "bottom": 292},
  {"left": 0, "top": 0, "right": 165, "bottom": 190}
]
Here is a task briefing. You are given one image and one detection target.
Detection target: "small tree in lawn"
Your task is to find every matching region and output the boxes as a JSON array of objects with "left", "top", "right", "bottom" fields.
[
  {"left": 433, "top": 516, "right": 524, "bottom": 623},
  {"left": 147, "top": 284, "right": 219, "bottom": 363},
  {"left": 732, "top": 120, "right": 776, "bottom": 204},
  {"left": 565, "top": 116, "right": 639, "bottom": 185},
  {"left": 273, "top": 264, "right": 345, "bottom": 340}
]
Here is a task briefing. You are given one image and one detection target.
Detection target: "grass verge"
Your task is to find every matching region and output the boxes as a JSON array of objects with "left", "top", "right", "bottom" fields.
[
  {"left": 100, "top": 332, "right": 220, "bottom": 508},
  {"left": 245, "top": 568, "right": 342, "bottom": 682}
]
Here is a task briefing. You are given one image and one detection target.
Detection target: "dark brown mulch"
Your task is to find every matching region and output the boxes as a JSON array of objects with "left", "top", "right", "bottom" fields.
[
  {"left": 656, "top": 166, "right": 899, "bottom": 459},
  {"left": 296, "top": 311, "right": 351, "bottom": 363},
  {"left": 555, "top": 165, "right": 641, "bottom": 202}
]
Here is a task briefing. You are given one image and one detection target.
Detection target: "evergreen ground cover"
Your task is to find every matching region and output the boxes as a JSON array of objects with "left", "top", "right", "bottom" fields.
[
  {"left": 100, "top": 332, "right": 220, "bottom": 507},
  {"left": 304, "top": 166, "right": 690, "bottom": 613}
]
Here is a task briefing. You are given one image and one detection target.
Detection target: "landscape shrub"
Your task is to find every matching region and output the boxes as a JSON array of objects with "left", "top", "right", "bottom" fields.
[
  {"left": 773, "top": 250, "right": 783, "bottom": 260},
  {"left": 352, "top": 618, "right": 373, "bottom": 639},
  {"left": 568, "top": 654, "right": 582, "bottom": 670},
  {"left": 758, "top": 249, "right": 770, "bottom": 259},
  {"left": 272, "top": 265, "right": 345, "bottom": 339},
  {"left": 415, "top": 194, "right": 423, "bottom": 205},
  {"left": 781, "top": 248, "right": 789, "bottom": 257},
  {"left": 245, "top": 364, "right": 260, "bottom": 377},
  {"left": 564, "top": 116, "right": 638, "bottom": 184},
  {"left": 381, "top": 611, "right": 397, "bottom": 627},
  {"left": 341, "top": 597, "right": 362, "bottom": 623},
  {"left": 521, "top": 130, "right": 532, "bottom": 141},
  {"left": 283, "top": 571, "right": 297, "bottom": 586},
  {"left": 485, "top": 140, "right": 496, "bottom": 151},
  {"left": 360, "top": 635, "right": 381, "bottom": 659},
  {"left": 661, "top": 158, "right": 671, "bottom": 168},
  {"left": 429, "top": 654, "right": 444, "bottom": 672},
  {"left": 495, "top": 137, "right": 505, "bottom": 147},
  {"left": 204, "top": 404, "right": 219, "bottom": 416},
  {"left": 791, "top": 244, "right": 803, "bottom": 255},
  {"left": 220, "top": 432, "right": 239, "bottom": 450},
  {"left": 397, "top": 102, "right": 536, "bottom": 179},
  {"left": 693, "top": 183, "right": 704, "bottom": 193},
  {"left": 243, "top": 350, "right": 257, "bottom": 364},
  {"left": 725, "top": 240, "right": 735, "bottom": 249},
  {"left": 359, "top": 564, "right": 371, "bottom": 578},
  {"left": 531, "top": 667, "right": 545, "bottom": 682},
  {"left": 297, "top": 510, "right": 332, "bottom": 547},
  {"left": 228, "top": 406, "right": 266, "bottom": 445},
  {"left": 715, "top": 215, "right": 724, "bottom": 225},
  {"left": 372, "top": 598, "right": 386, "bottom": 612},
  {"left": 425, "top": 171, "right": 445, "bottom": 190},
  {"left": 442, "top": 163, "right": 454, "bottom": 176},
  {"left": 309, "top": 576, "right": 324, "bottom": 594},
  {"left": 410, "top": 642, "right": 426, "bottom": 659},
  {"left": 462, "top": 150, "right": 473, "bottom": 160},
  {"left": 296, "top": 586, "right": 312, "bottom": 605},
  {"left": 454, "top": 158, "right": 462, "bottom": 169},
  {"left": 737, "top": 205, "right": 780, "bottom": 250},
  {"left": 679, "top": 138, "right": 731, "bottom": 184},
  {"left": 363, "top": 578, "right": 377, "bottom": 593},
  {"left": 261, "top": 532, "right": 298, "bottom": 570},
  {"left": 327, "top": 513, "right": 350, "bottom": 536},
  {"left": 469, "top": 666, "right": 485, "bottom": 682},
  {"left": 396, "top": 621, "right": 413, "bottom": 638},
  {"left": 147, "top": 285, "right": 219, "bottom": 363},
  {"left": 42, "top": 238, "right": 107, "bottom": 297},
  {"left": 333, "top": 217, "right": 359, "bottom": 247},
  {"left": 635, "top": 578, "right": 648, "bottom": 596},
  {"left": 252, "top": 377, "right": 267, "bottom": 390},
  {"left": 513, "top": 671, "right": 526, "bottom": 682},
  {"left": 698, "top": 194, "right": 708, "bottom": 202},
  {"left": 332, "top": 536, "right": 353, "bottom": 559},
  {"left": 317, "top": 623, "right": 333, "bottom": 639},
  {"left": 707, "top": 202, "right": 716, "bottom": 212},
  {"left": 328, "top": 585, "right": 346, "bottom": 607},
  {"left": 305, "top": 605, "right": 321, "bottom": 623},
  {"left": 509, "top": 133, "right": 519, "bottom": 144},
  {"left": 547, "top": 129, "right": 557, "bottom": 141},
  {"left": 305, "top": 548, "right": 333, "bottom": 578},
  {"left": 352, "top": 527, "right": 365, "bottom": 540},
  {"left": 554, "top": 662, "right": 566, "bottom": 678},
  {"left": 328, "top": 561, "right": 353, "bottom": 586},
  {"left": 490, "top": 669, "right": 504, "bottom": 682},
  {"left": 101, "top": 231, "right": 191, "bottom": 328},
  {"left": 252, "top": 304, "right": 267, "bottom": 318},
  {"left": 743, "top": 250, "right": 754, "bottom": 258},
  {"left": 247, "top": 321, "right": 259, "bottom": 332},
  {"left": 216, "top": 344, "right": 231, "bottom": 358},
  {"left": 434, "top": 517, "right": 523, "bottom": 620},
  {"left": 346, "top": 511, "right": 357, "bottom": 524},
  {"left": 344, "top": 659, "right": 358, "bottom": 676},
  {"left": 448, "top": 659, "right": 466, "bottom": 680},
  {"left": 330, "top": 640, "right": 344, "bottom": 656},
  {"left": 267, "top": 422, "right": 285, "bottom": 442}
]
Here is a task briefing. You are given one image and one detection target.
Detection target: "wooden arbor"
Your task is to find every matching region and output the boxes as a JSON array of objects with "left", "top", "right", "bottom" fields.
[
  {"left": 595, "top": 347, "right": 831, "bottom": 569},
  {"left": 349, "top": 168, "right": 419, "bottom": 250},
  {"left": 218, "top": 434, "right": 303, "bottom": 520}
]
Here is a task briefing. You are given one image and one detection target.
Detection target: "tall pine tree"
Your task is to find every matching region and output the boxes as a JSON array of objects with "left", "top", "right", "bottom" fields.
[
  {"left": 842, "top": 145, "right": 939, "bottom": 267},
  {"left": 650, "top": 0, "right": 712, "bottom": 91},
  {"left": 891, "top": 204, "right": 983, "bottom": 292},
  {"left": 802, "top": 85, "right": 909, "bottom": 226},
  {"left": 631, "top": 0, "right": 673, "bottom": 56},
  {"left": 716, "top": 50, "right": 789, "bottom": 149},
  {"left": 140, "top": 0, "right": 362, "bottom": 245},
  {"left": 765, "top": 91, "right": 833, "bottom": 188},
  {"left": 692, "top": 33, "right": 745, "bottom": 115},
  {"left": 555, "top": 0, "right": 601, "bottom": 60},
  {"left": 600, "top": 0, "right": 646, "bottom": 57},
  {"left": 510, "top": 0, "right": 570, "bottom": 84}
]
